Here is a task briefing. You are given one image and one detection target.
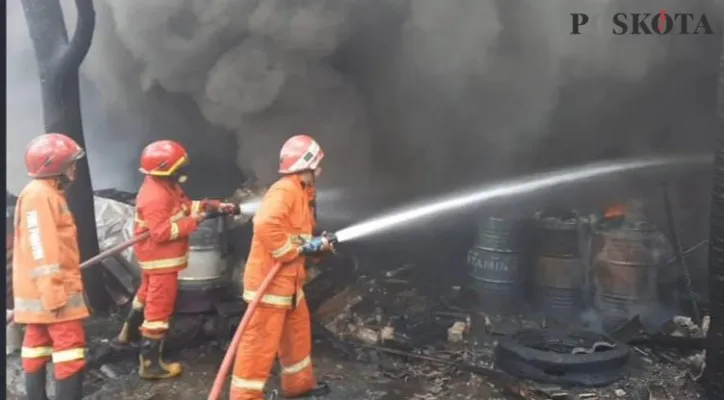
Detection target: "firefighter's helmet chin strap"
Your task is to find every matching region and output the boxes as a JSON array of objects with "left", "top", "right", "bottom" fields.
[
  {"left": 306, "top": 175, "right": 316, "bottom": 187},
  {"left": 299, "top": 168, "right": 317, "bottom": 188},
  {"left": 173, "top": 166, "right": 189, "bottom": 184},
  {"left": 57, "top": 174, "right": 73, "bottom": 191},
  {"left": 298, "top": 170, "right": 319, "bottom": 222}
]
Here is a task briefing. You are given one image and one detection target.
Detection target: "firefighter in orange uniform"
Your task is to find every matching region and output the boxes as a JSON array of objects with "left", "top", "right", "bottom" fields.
[
  {"left": 113, "top": 140, "right": 237, "bottom": 379},
  {"left": 230, "top": 134, "right": 334, "bottom": 400},
  {"left": 13, "top": 133, "right": 89, "bottom": 400}
]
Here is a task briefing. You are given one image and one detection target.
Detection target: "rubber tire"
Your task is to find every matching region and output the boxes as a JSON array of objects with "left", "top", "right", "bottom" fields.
[
  {"left": 494, "top": 329, "right": 631, "bottom": 387},
  {"left": 496, "top": 355, "right": 630, "bottom": 387}
]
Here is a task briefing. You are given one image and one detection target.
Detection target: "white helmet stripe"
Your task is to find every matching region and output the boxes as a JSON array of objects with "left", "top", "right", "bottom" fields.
[{"left": 287, "top": 141, "right": 320, "bottom": 172}]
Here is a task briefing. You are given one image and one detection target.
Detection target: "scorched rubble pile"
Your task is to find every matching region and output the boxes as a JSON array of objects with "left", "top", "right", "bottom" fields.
[
  {"left": 4, "top": 190, "right": 714, "bottom": 399},
  {"left": 306, "top": 257, "right": 710, "bottom": 399}
]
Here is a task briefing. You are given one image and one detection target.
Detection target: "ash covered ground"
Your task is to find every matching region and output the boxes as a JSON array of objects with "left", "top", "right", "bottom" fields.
[
  {"left": 4, "top": 309, "right": 705, "bottom": 400},
  {"left": 6, "top": 260, "right": 709, "bottom": 400}
]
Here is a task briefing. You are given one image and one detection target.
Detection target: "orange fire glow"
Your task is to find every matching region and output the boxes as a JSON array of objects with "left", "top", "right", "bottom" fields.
[{"left": 604, "top": 205, "right": 626, "bottom": 219}]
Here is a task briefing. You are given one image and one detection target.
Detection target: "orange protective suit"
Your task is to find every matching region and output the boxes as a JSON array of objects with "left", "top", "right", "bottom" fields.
[
  {"left": 12, "top": 179, "right": 89, "bottom": 380},
  {"left": 230, "top": 174, "right": 319, "bottom": 400},
  {"left": 133, "top": 176, "right": 218, "bottom": 339}
]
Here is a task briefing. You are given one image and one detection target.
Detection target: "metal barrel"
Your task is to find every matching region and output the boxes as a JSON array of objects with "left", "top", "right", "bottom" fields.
[
  {"left": 533, "top": 257, "right": 585, "bottom": 313},
  {"left": 176, "top": 218, "right": 231, "bottom": 313},
  {"left": 230, "top": 257, "right": 246, "bottom": 301},
  {"left": 467, "top": 216, "right": 529, "bottom": 314},
  {"left": 532, "top": 211, "right": 586, "bottom": 316},
  {"left": 591, "top": 222, "right": 660, "bottom": 326}
]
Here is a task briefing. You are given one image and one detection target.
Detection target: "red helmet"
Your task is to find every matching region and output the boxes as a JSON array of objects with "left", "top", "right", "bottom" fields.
[
  {"left": 139, "top": 140, "right": 189, "bottom": 176},
  {"left": 25, "top": 133, "right": 85, "bottom": 178},
  {"left": 278, "top": 134, "right": 324, "bottom": 174}
]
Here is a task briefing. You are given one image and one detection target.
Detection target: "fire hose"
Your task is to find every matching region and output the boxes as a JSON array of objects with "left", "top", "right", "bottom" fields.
[
  {"left": 206, "top": 260, "right": 284, "bottom": 400},
  {"left": 206, "top": 232, "right": 338, "bottom": 400}
]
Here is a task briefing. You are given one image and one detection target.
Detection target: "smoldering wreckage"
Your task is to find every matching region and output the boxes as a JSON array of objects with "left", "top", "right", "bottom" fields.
[
  {"left": 6, "top": 180, "right": 720, "bottom": 399},
  {"left": 6, "top": 1, "right": 724, "bottom": 400},
  {"left": 4, "top": 184, "right": 720, "bottom": 400}
]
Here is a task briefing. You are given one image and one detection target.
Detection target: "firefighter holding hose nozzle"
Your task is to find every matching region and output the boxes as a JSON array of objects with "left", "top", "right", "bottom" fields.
[
  {"left": 229, "top": 134, "right": 334, "bottom": 400},
  {"left": 112, "top": 140, "right": 239, "bottom": 380},
  {"left": 13, "top": 133, "right": 89, "bottom": 400}
]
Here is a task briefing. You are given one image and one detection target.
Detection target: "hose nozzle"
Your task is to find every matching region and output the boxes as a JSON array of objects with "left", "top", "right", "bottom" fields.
[{"left": 323, "top": 232, "right": 338, "bottom": 245}]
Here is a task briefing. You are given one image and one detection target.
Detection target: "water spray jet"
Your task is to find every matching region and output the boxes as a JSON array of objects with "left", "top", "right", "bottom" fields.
[{"left": 332, "top": 155, "right": 711, "bottom": 243}]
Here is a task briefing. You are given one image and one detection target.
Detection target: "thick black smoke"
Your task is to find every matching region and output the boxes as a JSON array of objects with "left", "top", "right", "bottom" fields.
[{"left": 6, "top": 0, "right": 721, "bottom": 203}]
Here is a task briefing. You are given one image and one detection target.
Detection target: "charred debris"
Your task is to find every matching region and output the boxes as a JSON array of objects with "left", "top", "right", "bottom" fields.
[{"left": 6, "top": 180, "right": 713, "bottom": 399}]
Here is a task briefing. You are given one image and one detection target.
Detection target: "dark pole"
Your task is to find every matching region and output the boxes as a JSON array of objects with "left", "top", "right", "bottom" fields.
[
  {"left": 704, "top": 31, "right": 724, "bottom": 398},
  {"left": 660, "top": 184, "right": 701, "bottom": 324},
  {"left": 21, "top": 0, "right": 110, "bottom": 311}
]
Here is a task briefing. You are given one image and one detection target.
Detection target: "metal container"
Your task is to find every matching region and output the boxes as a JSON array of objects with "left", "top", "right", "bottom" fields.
[
  {"left": 474, "top": 216, "right": 528, "bottom": 252},
  {"left": 592, "top": 221, "right": 661, "bottom": 326},
  {"left": 590, "top": 217, "right": 624, "bottom": 264},
  {"left": 179, "top": 218, "right": 228, "bottom": 290},
  {"left": 176, "top": 218, "right": 230, "bottom": 313},
  {"left": 467, "top": 216, "right": 529, "bottom": 314},
  {"left": 534, "top": 209, "right": 581, "bottom": 258},
  {"left": 532, "top": 210, "right": 586, "bottom": 315},
  {"left": 533, "top": 256, "right": 586, "bottom": 315},
  {"left": 230, "top": 258, "right": 246, "bottom": 301}
]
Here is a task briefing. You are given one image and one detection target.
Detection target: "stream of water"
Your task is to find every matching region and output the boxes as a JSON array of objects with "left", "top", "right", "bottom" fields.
[{"left": 334, "top": 154, "right": 711, "bottom": 243}]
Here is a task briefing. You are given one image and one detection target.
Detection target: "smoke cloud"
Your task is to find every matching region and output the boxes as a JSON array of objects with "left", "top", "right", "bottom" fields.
[{"left": 6, "top": 0, "right": 721, "bottom": 203}]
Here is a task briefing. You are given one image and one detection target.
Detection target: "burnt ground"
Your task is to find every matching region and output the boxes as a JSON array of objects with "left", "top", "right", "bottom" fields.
[
  {"left": 5, "top": 297, "right": 708, "bottom": 400},
  {"left": 7, "top": 314, "right": 505, "bottom": 400},
  {"left": 5, "top": 318, "right": 500, "bottom": 400},
  {"left": 5, "top": 244, "right": 711, "bottom": 400}
]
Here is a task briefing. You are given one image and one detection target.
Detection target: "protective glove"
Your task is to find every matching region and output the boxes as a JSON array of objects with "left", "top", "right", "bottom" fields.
[
  {"left": 219, "top": 202, "right": 241, "bottom": 215},
  {"left": 299, "top": 235, "right": 333, "bottom": 256}
]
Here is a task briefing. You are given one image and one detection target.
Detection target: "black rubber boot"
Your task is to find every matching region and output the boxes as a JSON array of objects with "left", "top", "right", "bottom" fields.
[
  {"left": 24, "top": 367, "right": 49, "bottom": 400},
  {"left": 284, "top": 382, "right": 330, "bottom": 399},
  {"left": 138, "top": 338, "right": 183, "bottom": 380},
  {"left": 54, "top": 369, "right": 84, "bottom": 400},
  {"left": 112, "top": 307, "right": 144, "bottom": 347}
]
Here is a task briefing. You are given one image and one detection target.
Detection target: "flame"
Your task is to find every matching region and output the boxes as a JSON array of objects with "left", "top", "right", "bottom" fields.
[{"left": 604, "top": 204, "right": 626, "bottom": 219}]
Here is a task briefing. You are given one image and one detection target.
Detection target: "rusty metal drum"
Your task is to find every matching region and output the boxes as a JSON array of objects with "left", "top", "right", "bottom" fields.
[
  {"left": 534, "top": 210, "right": 582, "bottom": 258},
  {"left": 467, "top": 216, "right": 530, "bottom": 314},
  {"left": 532, "top": 210, "right": 586, "bottom": 315},
  {"left": 533, "top": 256, "right": 586, "bottom": 314},
  {"left": 592, "top": 221, "right": 661, "bottom": 325}
]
